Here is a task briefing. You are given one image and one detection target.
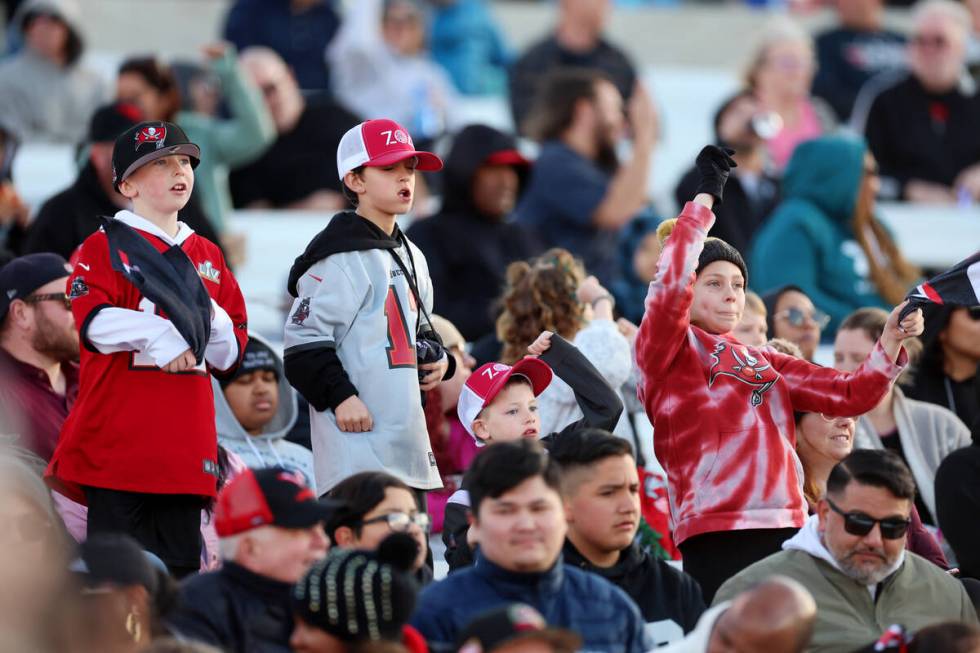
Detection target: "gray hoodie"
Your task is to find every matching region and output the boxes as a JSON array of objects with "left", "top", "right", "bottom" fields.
[
  {"left": 212, "top": 335, "right": 314, "bottom": 487},
  {"left": 0, "top": 0, "right": 105, "bottom": 143}
]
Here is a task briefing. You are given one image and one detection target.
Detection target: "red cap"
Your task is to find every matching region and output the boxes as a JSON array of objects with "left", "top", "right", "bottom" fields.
[
  {"left": 336, "top": 118, "right": 443, "bottom": 180},
  {"left": 456, "top": 357, "right": 553, "bottom": 442},
  {"left": 214, "top": 467, "right": 342, "bottom": 537},
  {"left": 483, "top": 149, "right": 529, "bottom": 167}
]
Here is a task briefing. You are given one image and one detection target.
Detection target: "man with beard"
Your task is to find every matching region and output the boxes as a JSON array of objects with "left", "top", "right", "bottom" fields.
[
  {"left": 513, "top": 68, "right": 657, "bottom": 287},
  {"left": 715, "top": 449, "right": 978, "bottom": 652},
  {"left": 0, "top": 253, "right": 79, "bottom": 460},
  {"left": 674, "top": 91, "right": 780, "bottom": 256}
]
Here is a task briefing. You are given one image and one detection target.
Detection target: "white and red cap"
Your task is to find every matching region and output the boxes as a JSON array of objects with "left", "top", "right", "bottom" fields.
[
  {"left": 336, "top": 118, "right": 443, "bottom": 180},
  {"left": 457, "top": 357, "right": 553, "bottom": 443}
]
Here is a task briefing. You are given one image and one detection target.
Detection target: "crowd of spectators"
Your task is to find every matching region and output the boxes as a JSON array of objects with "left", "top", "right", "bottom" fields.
[{"left": 1, "top": 0, "right": 980, "bottom": 652}]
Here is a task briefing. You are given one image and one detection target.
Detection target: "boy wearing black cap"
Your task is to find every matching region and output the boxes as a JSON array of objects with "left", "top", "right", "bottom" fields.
[
  {"left": 215, "top": 334, "right": 314, "bottom": 486},
  {"left": 46, "top": 121, "right": 248, "bottom": 579}
]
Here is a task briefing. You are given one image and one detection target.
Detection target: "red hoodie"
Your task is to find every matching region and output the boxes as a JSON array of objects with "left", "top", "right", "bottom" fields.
[{"left": 635, "top": 202, "right": 906, "bottom": 545}]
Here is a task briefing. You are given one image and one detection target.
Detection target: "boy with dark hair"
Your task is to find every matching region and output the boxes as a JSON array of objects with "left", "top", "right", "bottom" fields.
[
  {"left": 325, "top": 470, "right": 431, "bottom": 580},
  {"left": 46, "top": 120, "right": 248, "bottom": 578},
  {"left": 284, "top": 118, "right": 452, "bottom": 497},
  {"left": 549, "top": 428, "right": 705, "bottom": 648},
  {"left": 443, "top": 330, "right": 623, "bottom": 569},
  {"left": 412, "top": 439, "right": 650, "bottom": 653}
]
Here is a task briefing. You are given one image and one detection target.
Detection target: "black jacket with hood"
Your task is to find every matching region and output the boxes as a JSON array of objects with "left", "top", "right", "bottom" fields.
[
  {"left": 407, "top": 124, "right": 541, "bottom": 342},
  {"left": 562, "top": 539, "right": 705, "bottom": 647},
  {"left": 284, "top": 211, "right": 453, "bottom": 414},
  {"left": 442, "top": 335, "right": 623, "bottom": 571}
]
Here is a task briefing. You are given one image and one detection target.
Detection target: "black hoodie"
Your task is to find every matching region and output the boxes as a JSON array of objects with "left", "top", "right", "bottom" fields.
[
  {"left": 406, "top": 125, "right": 541, "bottom": 342},
  {"left": 284, "top": 211, "right": 451, "bottom": 413},
  {"left": 562, "top": 539, "right": 705, "bottom": 647}
]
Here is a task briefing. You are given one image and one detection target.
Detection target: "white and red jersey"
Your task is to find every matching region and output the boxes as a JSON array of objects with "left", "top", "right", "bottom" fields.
[
  {"left": 635, "top": 202, "right": 906, "bottom": 545},
  {"left": 46, "top": 211, "right": 248, "bottom": 502}
]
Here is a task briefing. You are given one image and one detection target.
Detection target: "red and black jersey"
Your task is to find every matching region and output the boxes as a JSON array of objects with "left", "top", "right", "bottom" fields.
[{"left": 46, "top": 212, "right": 247, "bottom": 502}]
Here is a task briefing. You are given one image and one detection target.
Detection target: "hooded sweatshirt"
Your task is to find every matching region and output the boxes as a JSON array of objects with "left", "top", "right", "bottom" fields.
[
  {"left": 0, "top": 0, "right": 105, "bottom": 144},
  {"left": 406, "top": 124, "right": 539, "bottom": 342},
  {"left": 635, "top": 201, "right": 906, "bottom": 546},
  {"left": 714, "top": 514, "right": 978, "bottom": 653},
  {"left": 749, "top": 137, "right": 889, "bottom": 335},
  {"left": 284, "top": 211, "right": 444, "bottom": 493},
  {"left": 213, "top": 334, "right": 313, "bottom": 488}
]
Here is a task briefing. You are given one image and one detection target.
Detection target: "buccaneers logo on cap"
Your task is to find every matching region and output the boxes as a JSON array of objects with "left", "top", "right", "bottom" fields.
[
  {"left": 134, "top": 125, "right": 167, "bottom": 150},
  {"left": 708, "top": 342, "right": 777, "bottom": 407}
]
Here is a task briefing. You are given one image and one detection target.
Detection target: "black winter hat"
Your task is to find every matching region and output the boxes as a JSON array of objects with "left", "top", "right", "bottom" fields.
[
  {"left": 656, "top": 218, "right": 748, "bottom": 284},
  {"left": 292, "top": 533, "right": 419, "bottom": 643},
  {"left": 112, "top": 121, "right": 200, "bottom": 191},
  {"left": 219, "top": 336, "right": 282, "bottom": 389}
]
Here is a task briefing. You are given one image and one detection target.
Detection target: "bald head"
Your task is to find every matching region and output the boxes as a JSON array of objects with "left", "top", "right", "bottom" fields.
[
  {"left": 238, "top": 46, "right": 303, "bottom": 133},
  {"left": 708, "top": 577, "right": 817, "bottom": 653}
]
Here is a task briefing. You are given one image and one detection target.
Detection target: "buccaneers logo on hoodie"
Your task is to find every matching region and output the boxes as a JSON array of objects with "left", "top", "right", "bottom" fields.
[{"left": 708, "top": 342, "right": 777, "bottom": 407}]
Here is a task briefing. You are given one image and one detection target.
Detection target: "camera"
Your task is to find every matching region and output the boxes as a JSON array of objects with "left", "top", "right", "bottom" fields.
[{"left": 416, "top": 338, "right": 447, "bottom": 382}]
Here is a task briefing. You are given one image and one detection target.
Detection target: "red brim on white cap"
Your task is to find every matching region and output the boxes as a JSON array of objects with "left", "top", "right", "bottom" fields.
[
  {"left": 457, "top": 357, "right": 553, "bottom": 442},
  {"left": 364, "top": 150, "right": 443, "bottom": 172}
]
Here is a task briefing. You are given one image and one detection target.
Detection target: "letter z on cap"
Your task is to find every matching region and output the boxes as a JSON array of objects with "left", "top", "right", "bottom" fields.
[{"left": 336, "top": 119, "right": 443, "bottom": 180}]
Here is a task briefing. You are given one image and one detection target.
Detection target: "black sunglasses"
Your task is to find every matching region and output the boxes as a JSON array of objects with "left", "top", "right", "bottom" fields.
[
  {"left": 826, "top": 498, "right": 910, "bottom": 540},
  {"left": 967, "top": 306, "right": 980, "bottom": 321},
  {"left": 24, "top": 292, "right": 72, "bottom": 310}
]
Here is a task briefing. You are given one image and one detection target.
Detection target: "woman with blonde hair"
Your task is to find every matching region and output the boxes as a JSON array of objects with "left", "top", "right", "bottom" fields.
[
  {"left": 743, "top": 17, "right": 836, "bottom": 170},
  {"left": 496, "top": 248, "right": 634, "bottom": 441}
]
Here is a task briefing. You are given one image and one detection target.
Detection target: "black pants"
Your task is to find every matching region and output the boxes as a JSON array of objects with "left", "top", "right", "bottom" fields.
[
  {"left": 679, "top": 527, "right": 798, "bottom": 604},
  {"left": 85, "top": 487, "right": 205, "bottom": 579}
]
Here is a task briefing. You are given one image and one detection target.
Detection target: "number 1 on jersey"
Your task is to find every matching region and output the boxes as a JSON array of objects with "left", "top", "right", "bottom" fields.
[{"left": 384, "top": 285, "right": 415, "bottom": 369}]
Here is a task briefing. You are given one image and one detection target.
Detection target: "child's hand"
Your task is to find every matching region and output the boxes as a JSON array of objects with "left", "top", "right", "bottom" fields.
[
  {"left": 335, "top": 396, "right": 373, "bottom": 432},
  {"left": 419, "top": 357, "right": 448, "bottom": 391},
  {"left": 527, "top": 331, "right": 553, "bottom": 356},
  {"left": 162, "top": 349, "right": 196, "bottom": 373},
  {"left": 576, "top": 276, "right": 608, "bottom": 305}
]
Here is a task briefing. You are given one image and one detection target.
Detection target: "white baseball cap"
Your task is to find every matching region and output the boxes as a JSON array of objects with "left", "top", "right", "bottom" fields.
[
  {"left": 457, "top": 357, "right": 553, "bottom": 444},
  {"left": 336, "top": 118, "right": 443, "bottom": 180}
]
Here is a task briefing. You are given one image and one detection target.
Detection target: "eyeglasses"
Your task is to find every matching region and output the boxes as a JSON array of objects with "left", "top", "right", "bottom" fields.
[
  {"left": 23, "top": 293, "right": 72, "bottom": 310},
  {"left": 775, "top": 306, "right": 830, "bottom": 329},
  {"left": 826, "top": 498, "right": 911, "bottom": 540},
  {"left": 357, "top": 511, "right": 431, "bottom": 533},
  {"left": 911, "top": 34, "right": 949, "bottom": 49},
  {"left": 967, "top": 306, "right": 980, "bottom": 321}
]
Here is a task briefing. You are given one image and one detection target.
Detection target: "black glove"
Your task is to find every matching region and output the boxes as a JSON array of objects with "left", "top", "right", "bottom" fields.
[{"left": 694, "top": 145, "right": 737, "bottom": 207}]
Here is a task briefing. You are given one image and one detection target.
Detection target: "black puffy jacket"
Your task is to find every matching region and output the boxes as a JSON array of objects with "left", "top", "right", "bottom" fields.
[{"left": 168, "top": 562, "right": 294, "bottom": 653}]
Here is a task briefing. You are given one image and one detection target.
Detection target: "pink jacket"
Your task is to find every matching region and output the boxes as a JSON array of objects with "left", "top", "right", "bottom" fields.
[{"left": 635, "top": 202, "right": 906, "bottom": 545}]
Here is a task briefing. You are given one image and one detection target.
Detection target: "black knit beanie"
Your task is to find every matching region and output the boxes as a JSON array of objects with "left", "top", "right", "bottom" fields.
[
  {"left": 656, "top": 218, "right": 748, "bottom": 285},
  {"left": 292, "top": 533, "right": 419, "bottom": 643}
]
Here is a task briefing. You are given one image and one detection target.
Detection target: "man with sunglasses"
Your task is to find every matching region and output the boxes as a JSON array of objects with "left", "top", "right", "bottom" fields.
[
  {"left": 715, "top": 449, "right": 978, "bottom": 652},
  {"left": 0, "top": 253, "right": 78, "bottom": 461}
]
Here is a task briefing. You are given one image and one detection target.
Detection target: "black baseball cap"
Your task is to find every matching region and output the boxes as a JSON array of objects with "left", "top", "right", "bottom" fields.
[
  {"left": 70, "top": 533, "right": 164, "bottom": 594},
  {"left": 214, "top": 466, "right": 342, "bottom": 536},
  {"left": 0, "top": 253, "right": 72, "bottom": 322},
  {"left": 455, "top": 604, "right": 582, "bottom": 653},
  {"left": 89, "top": 101, "right": 143, "bottom": 144},
  {"left": 112, "top": 120, "right": 201, "bottom": 191}
]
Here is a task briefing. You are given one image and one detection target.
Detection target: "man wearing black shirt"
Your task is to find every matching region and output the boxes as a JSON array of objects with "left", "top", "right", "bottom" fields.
[
  {"left": 232, "top": 47, "right": 360, "bottom": 211},
  {"left": 811, "top": 0, "right": 906, "bottom": 122},
  {"left": 508, "top": 0, "right": 637, "bottom": 135},
  {"left": 860, "top": 1, "right": 980, "bottom": 203}
]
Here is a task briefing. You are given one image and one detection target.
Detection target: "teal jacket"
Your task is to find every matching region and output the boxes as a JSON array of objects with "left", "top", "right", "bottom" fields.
[
  {"left": 178, "top": 47, "right": 275, "bottom": 233},
  {"left": 749, "top": 136, "right": 888, "bottom": 335}
]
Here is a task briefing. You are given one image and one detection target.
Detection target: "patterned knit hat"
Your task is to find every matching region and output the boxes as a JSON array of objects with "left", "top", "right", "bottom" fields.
[
  {"left": 292, "top": 533, "right": 419, "bottom": 643},
  {"left": 656, "top": 218, "right": 748, "bottom": 284}
]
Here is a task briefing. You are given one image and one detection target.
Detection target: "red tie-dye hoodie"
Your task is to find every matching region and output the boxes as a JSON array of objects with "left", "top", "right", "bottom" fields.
[{"left": 635, "top": 202, "right": 907, "bottom": 545}]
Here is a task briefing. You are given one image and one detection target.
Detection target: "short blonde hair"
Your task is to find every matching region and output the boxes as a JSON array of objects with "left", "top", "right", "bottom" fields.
[{"left": 744, "top": 290, "right": 766, "bottom": 317}]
